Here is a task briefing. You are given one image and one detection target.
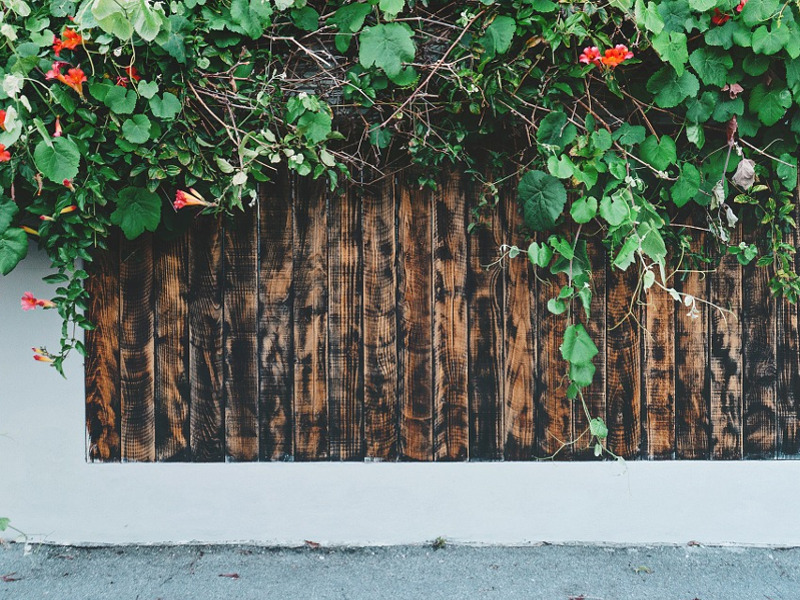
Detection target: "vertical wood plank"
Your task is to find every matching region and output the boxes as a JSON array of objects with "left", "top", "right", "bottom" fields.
[
  {"left": 119, "top": 233, "right": 156, "bottom": 462},
  {"left": 188, "top": 217, "right": 224, "bottom": 462},
  {"left": 362, "top": 177, "right": 398, "bottom": 460},
  {"left": 397, "top": 179, "right": 434, "bottom": 461},
  {"left": 574, "top": 240, "right": 608, "bottom": 459},
  {"left": 777, "top": 200, "right": 800, "bottom": 458},
  {"left": 293, "top": 177, "right": 328, "bottom": 461},
  {"left": 641, "top": 280, "right": 675, "bottom": 460},
  {"left": 742, "top": 260, "right": 777, "bottom": 459},
  {"left": 674, "top": 231, "right": 710, "bottom": 459},
  {"left": 223, "top": 210, "right": 259, "bottom": 461},
  {"left": 433, "top": 172, "right": 469, "bottom": 461},
  {"left": 605, "top": 265, "right": 642, "bottom": 458},
  {"left": 259, "top": 176, "right": 294, "bottom": 461},
  {"left": 153, "top": 233, "right": 190, "bottom": 461},
  {"left": 467, "top": 189, "right": 505, "bottom": 460},
  {"left": 535, "top": 236, "right": 570, "bottom": 459},
  {"left": 328, "top": 182, "right": 364, "bottom": 460},
  {"left": 504, "top": 192, "right": 535, "bottom": 460},
  {"left": 85, "top": 234, "right": 121, "bottom": 462},
  {"left": 710, "top": 240, "right": 742, "bottom": 459}
]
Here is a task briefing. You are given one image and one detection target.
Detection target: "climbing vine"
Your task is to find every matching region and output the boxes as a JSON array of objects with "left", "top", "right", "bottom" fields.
[{"left": 1, "top": 0, "right": 799, "bottom": 455}]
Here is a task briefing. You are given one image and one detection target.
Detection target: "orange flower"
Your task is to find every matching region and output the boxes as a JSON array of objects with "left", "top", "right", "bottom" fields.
[
  {"left": 711, "top": 8, "right": 730, "bottom": 24},
  {"left": 45, "top": 61, "right": 68, "bottom": 80},
  {"left": 63, "top": 179, "right": 75, "bottom": 191},
  {"left": 0, "top": 144, "right": 10, "bottom": 162},
  {"left": 21, "top": 293, "right": 55, "bottom": 311},
  {"left": 125, "top": 66, "right": 142, "bottom": 82},
  {"left": 600, "top": 45, "right": 634, "bottom": 68},
  {"left": 60, "top": 205, "right": 78, "bottom": 214},
  {"left": 174, "top": 188, "right": 213, "bottom": 210},
  {"left": 579, "top": 46, "right": 602, "bottom": 66},
  {"left": 61, "top": 67, "right": 87, "bottom": 96},
  {"left": 33, "top": 353, "right": 54, "bottom": 363},
  {"left": 52, "top": 35, "right": 64, "bottom": 57},
  {"left": 20, "top": 226, "right": 39, "bottom": 236},
  {"left": 61, "top": 28, "right": 83, "bottom": 51},
  {"left": 0, "top": 109, "right": 6, "bottom": 131}
]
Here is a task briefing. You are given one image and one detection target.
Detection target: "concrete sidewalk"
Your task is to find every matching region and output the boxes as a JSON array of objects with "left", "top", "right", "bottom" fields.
[{"left": 0, "top": 543, "right": 796, "bottom": 599}]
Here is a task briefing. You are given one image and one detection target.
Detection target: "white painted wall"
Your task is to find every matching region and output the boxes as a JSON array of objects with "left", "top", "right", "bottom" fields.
[{"left": 2, "top": 246, "right": 800, "bottom": 546}]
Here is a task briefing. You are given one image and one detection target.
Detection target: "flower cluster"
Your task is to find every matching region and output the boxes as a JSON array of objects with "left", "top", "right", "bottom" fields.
[
  {"left": 579, "top": 44, "right": 634, "bottom": 68},
  {"left": 45, "top": 62, "right": 87, "bottom": 97},
  {"left": 53, "top": 27, "right": 83, "bottom": 56}
]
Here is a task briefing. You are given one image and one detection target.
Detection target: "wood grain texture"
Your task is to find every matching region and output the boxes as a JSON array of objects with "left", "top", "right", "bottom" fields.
[
  {"left": 223, "top": 209, "right": 259, "bottom": 461},
  {"left": 85, "top": 235, "right": 121, "bottom": 462},
  {"left": 777, "top": 201, "right": 800, "bottom": 458},
  {"left": 674, "top": 230, "right": 710, "bottom": 459},
  {"left": 362, "top": 177, "right": 398, "bottom": 460},
  {"left": 258, "top": 177, "right": 294, "bottom": 461},
  {"left": 535, "top": 239, "right": 570, "bottom": 459},
  {"left": 467, "top": 189, "right": 505, "bottom": 460},
  {"left": 641, "top": 278, "right": 675, "bottom": 459},
  {"left": 153, "top": 233, "right": 190, "bottom": 461},
  {"left": 432, "top": 172, "right": 469, "bottom": 461},
  {"left": 328, "top": 182, "right": 364, "bottom": 460},
  {"left": 710, "top": 242, "right": 742, "bottom": 459},
  {"left": 397, "top": 179, "right": 434, "bottom": 461},
  {"left": 575, "top": 240, "right": 608, "bottom": 459},
  {"left": 605, "top": 265, "right": 641, "bottom": 459},
  {"left": 119, "top": 234, "right": 156, "bottom": 462},
  {"left": 742, "top": 259, "right": 777, "bottom": 459},
  {"left": 293, "top": 177, "right": 329, "bottom": 461},
  {"left": 503, "top": 192, "right": 535, "bottom": 460},
  {"left": 188, "top": 217, "right": 225, "bottom": 462}
]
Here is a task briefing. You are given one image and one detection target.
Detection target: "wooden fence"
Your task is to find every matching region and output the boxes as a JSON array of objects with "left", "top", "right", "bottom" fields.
[{"left": 84, "top": 172, "right": 800, "bottom": 462}]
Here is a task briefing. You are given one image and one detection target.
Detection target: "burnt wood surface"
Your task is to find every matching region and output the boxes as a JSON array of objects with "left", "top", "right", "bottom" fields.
[{"left": 86, "top": 175, "right": 800, "bottom": 461}]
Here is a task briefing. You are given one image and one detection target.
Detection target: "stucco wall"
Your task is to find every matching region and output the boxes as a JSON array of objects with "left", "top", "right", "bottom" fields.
[{"left": 1, "top": 246, "right": 799, "bottom": 546}]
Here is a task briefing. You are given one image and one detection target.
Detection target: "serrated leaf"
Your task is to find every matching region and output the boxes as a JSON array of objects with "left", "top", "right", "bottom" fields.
[
  {"left": 685, "top": 91, "right": 716, "bottom": 123},
  {"left": 671, "top": 163, "right": 700, "bottom": 207},
  {"left": 749, "top": 83, "right": 791, "bottom": 126},
  {"left": 479, "top": 15, "right": 516, "bottom": 59},
  {"left": 570, "top": 361, "right": 596, "bottom": 387},
  {"left": 638, "top": 221, "right": 667, "bottom": 264},
  {"left": 121, "top": 114, "right": 152, "bottom": 144},
  {"left": 635, "top": 0, "right": 664, "bottom": 34},
  {"left": 33, "top": 137, "right": 80, "bottom": 184},
  {"left": 297, "top": 110, "right": 332, "bottom": 143},
  {"left": 646, "top": 67, "right": 699, "bottom": 108},
  {"left": 110, "top": 187, "right": 161, "bottom": 239},
  {"left": 652, "top": 31, "right": 688, "bottom": 75},
  {"left": 329, "top": 3, "right": 371, "bottom": 33},
  {"left": 537, "top": 111, "right": 577, "bottom": 150},
  {"left": 0, "top": 227, "right": 28, "bottom": 275},
  {"left": 518, "top": 170, "right": 567, "bottom": 232},
  {"left": 612, "top": 123, "right": 646, "bottom": 146},
  {"left": 359, "top": 23, "right": 416, "bottom": 82},
  {"left": 689, "top": 47, "right": 733, "bottom": 87}
]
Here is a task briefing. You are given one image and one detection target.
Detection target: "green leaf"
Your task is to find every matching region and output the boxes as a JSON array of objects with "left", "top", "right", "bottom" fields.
[
  {"left": 613, "top": 236, "right": 639, "bottom": 270},
  {"left": 329, "top": 3, "right": 371, "bottom": 33},
  {"left": 751, "top": 24, "right": 790, "bottom": 55},
  {"left": 671, "top": 163, "right": 700, "bottom": 207},
  {"left": 689, "top": 47, "right": 733, "bottom": 87},
  {"left": 103, "top": 85, "right": 137, "bottom": 114},
  {"left": 527, "top": 241, "right": 553, "bottom": 268},
  {"left": 290, "top": 6, "right": 319, "bottom": 31},
  {"left": 599, "top": 194, "right": 630, "bottom": 227},
  {"left": 92, "top": 0, "right": 135, "bottom": 40},
  {"left": 297, "top": 110, "right": 332, "bottom": 143},
  {"left": 570, "top": 196, "right": 597, "bottom": 224},
  {"left": 132, "top": 0, "right": 167, "bottom": 41},
  {"left": 479, "top": 15, "right": 516, "bottom": 58},
  {"left": 560, "top": 323, "right": 599, "bottom": 365},
  {"left": 776, "top": 153, "right": 797, "bottom": 191},
  {"left": 652, "top": 31, "right": 688, "bottom": 75},
  {"left": 740, "top": 0, "right": 780, "bottom": 27},
  {"left": 379, "top": 0, "right": 405, "bottom": 19},
  {"left": 634, "top": 0, "right": 664, "bottom": 34},
  {"left": 547, "top": 154, "right": 575, "bottom": 179},
  {"left": 547, "top": 298, "right": 568, "bottom": 314},
  {"left": 359, "top": 23, "right": 416, "bottom": 83},
  {"left": 639, "top": 135, "right": 677, "bottom": 171},
  {"left": 110, "top": 187, "right": 162, "bottom": 239},
  {"left": 686, "top": 122, "right": 705, "bottom": 149},
  {"left": 646, "top": 67, "right": 699, "bottom": 108},
  {"left": 122, "top": 114, "right": 152, "bottom": 144},
  {"left": 638, "top": 221, "right": 667, "bottom": 264},
  {"left": 149, "top": 92, "right": 181, "bottom": 120},
  {"left": 684, "top": 91, "right": 716, "bottom": 123},
  {"left": 0, "top": 227, "right": 28, "bottom": 275},
  {"left": 570, "top": 361, "right": 596, "bottom": 387},
  {"left": 137, "top": 80, "right": 159, "bottom": 99},
  {"left": 537, "top": 111, "right": 577, "bottom": 150},
  {"left": 230, "top": 0, "right": 273, "bottom": 38},
  {"left": 589, "top": 417, "right": 608, "bottom": 439},
  {"left": 0, "top": 197, "right": 18, "bottom": 234},
  {"left": 613, "top": 123, "right": 646, "bottom": 146},
  {"left": 749, "top": 83, "right": 791, "bottom": 126},
  {"left": 518, "top": 170, "right": 568, "bottom": 232},
  {"left": 33, "top": 137, "right": 80, "bottom": 184},
  {"left": 688, "top": 0, "right": 716, "bottom": 9}
]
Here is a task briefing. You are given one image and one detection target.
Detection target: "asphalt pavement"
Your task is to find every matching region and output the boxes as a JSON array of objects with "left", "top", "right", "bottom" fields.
[{"left": 0, "top": 542, "right": 797, "bottom": 599}]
